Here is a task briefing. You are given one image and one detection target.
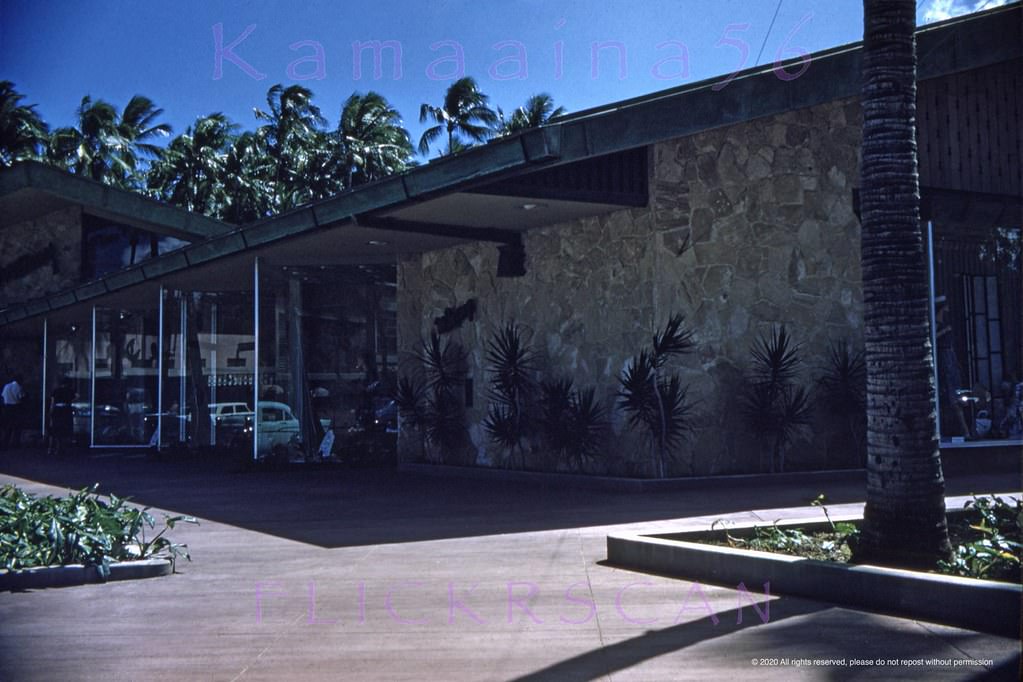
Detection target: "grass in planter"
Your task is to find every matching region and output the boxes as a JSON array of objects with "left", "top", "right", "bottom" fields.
[
  {"left": 712, "top": 494, "right": 858, "bottom": 563},
  {"left": 708, "top": 494, "right": 1022, "bottom": 583},
  {"left": 0, "top": 483, "right": 197, "bottom": 577}
]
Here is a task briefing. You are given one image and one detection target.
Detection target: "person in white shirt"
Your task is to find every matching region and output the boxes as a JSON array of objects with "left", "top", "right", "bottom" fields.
[{"left": 1, "top": 375, "right": 27, "bottom": 449}]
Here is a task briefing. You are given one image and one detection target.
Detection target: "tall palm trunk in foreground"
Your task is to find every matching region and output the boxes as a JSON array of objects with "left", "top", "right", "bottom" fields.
[{"left": 856, "top": 0, "right": 951, "bottom": 568}]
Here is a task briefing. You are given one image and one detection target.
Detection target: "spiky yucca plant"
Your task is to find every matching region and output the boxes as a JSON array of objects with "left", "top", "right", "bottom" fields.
[
  {"left": 740, "top": 326, "right": 813, "bottom": 473},
  {"left": 618, "top": 313, "right": 696, "bottom": 477},
  {"left": 540, "top": 378, "right": 608, "bottom": 471},
  {"left": 395, "top": 333, "right": 468, "bottom": 462},
  {"left": 818, "top": 341, "right": 867, "bottom": 463},
  {"left": 482, "top": 323, "right": 536, "bottom": 468}
]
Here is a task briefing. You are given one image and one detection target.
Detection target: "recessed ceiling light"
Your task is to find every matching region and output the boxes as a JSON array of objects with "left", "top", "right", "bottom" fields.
[
  {"left": 367, "top": 240, "right": 389, "bottom": 246},
  {"left": 521, "top": 203, "right": 542, "bottom": 211}
]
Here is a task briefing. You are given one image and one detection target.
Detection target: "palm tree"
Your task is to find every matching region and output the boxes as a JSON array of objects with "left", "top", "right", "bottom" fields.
[
  {"left": 254, "top": 84, "right": 327, "bottom": 211},
  {"left": 47, "top": 94, "right": 170, "bottom": 188},
  {"left": 498, "top": 93, "right": 565, "bottom": 135},
  {"left": 147, "top": 113, "right": 236, "bottom": 215},
  {"left": 855, "top": 0, "right": 951, "bottom": 569},
  {"left": 117, "top": 95, "right": 173, "bottom": 180},
  {"left": 418, "top": 77, "right": 498, "bottom": 156},
  {"left": 335, "top": 91, "right": 413, "bottom": 187},
  {"left": 220, "top": 130, "right": 273, "bottom": 223},
  {"left": 0, "top": 81, "right": 49, "bottom": 166}
]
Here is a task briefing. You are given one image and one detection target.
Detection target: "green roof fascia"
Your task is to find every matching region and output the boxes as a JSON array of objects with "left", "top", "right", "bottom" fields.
[
  {"left": 24, "top": 299, "right": 51, "bottom": 316},
  {"left": 141, "top": 251, "right": 189, "bottom": 279},
  {"left": 72, "top": 280, "right": 109, "bottom": 302},
  {"left": 103, "top": 267, "right": 147, "bottom": 291},
  {"left": 1, "top": 161, "right": 232, "bottom": 240},
  {"left": 183, "top": 231, "right": 249, "bottom": 266},
  {"left": 48, "top": 291, "right": 78, "bottom": 310}
]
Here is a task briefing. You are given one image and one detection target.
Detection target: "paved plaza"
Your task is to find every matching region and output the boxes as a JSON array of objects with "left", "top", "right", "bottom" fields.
[{"left": 1, "top": 450, "right": 1020, "bottom": 680}]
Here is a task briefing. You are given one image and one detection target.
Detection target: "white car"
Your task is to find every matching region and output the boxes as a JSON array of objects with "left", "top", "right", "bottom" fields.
[
  {"left": 255, "top": 401, "right": 301, "bottom": 458},
  {"left": 209, "top": 402, "right": 253, "bottom": 428}
]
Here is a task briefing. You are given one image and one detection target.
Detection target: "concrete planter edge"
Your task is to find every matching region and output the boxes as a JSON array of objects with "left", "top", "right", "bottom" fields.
[
  {"left": 605, "top": 530, "right": 1021, "bottom": 637},
  {"left": 1, "top": 558, "right": 173, "bottom": 591}
]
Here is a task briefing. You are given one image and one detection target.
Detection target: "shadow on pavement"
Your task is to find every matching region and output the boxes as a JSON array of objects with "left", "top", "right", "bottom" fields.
[{"left": 0, "top": 447, "right": 1018, "bottom": 549}]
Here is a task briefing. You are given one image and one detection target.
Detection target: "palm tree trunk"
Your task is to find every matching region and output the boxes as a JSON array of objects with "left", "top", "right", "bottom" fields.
[{"left": 855, "top": 0, "right": 951, "bottom": 568}]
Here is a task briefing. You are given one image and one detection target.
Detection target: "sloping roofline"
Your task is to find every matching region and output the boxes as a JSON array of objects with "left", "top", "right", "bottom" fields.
[
  {"left": 1, "top": 2, "right": 1019, "bottom": 328},
  {"left": 0, "top": 161, "right": 233, "bottom": 241}
]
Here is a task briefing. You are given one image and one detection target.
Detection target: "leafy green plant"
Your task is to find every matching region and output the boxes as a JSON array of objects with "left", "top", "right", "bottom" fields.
[
  {"left": 0, "top": 484, "right": 197, "bottom": 576},
  {"left": 540, "top": 378, "right": 609, "bottom": 471},
  {"left": 482, "top": 322, "right": 537, "bottom": 467},
  {"left": 811, "top": 493, "right": 859, "bottom": 553},
  {"left": 712, "top": 505, "right": 857, "bottom": 564},
  {"left": 396, "top": 333, "right": 469, "bottom": 462},
  {"left": 740, "top": 326, "right": 813, "bottom": 473},
  {"left": 938, "top": 495, "right": 1022, "bottom": 582},
  {"left": 618, "top": 314, "right": 696, "bottom": 478}
]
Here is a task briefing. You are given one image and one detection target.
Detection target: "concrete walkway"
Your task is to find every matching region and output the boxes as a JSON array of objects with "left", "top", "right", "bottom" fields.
[{"left": 0, "top": 450, "right": 1019, "bottom": 681}]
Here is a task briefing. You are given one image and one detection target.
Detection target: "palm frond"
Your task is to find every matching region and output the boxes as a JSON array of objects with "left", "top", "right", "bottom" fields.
[
  {"left": 652, "top": 313, "right": 695, "bottom": 366},
  {"left": 750, "top": 325, "right": 802, "bottom": 388},
  {"left": 485, "top": 322, "right": 535, "bottom": 404},
  {"left": 818, "top": 341, "right": 866, "bottom": 414},
  {"left": 618, "top": 350, "right": 658, "bottom": 431}
]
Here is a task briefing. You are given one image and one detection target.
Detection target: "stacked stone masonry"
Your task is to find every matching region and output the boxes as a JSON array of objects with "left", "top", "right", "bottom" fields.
[{"left": 397, "top": 97, "right": 866, "bottom": 476}]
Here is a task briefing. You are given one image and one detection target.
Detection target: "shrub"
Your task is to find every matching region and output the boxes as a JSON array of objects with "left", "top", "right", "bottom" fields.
[
  {"left": 482, "top": 322, "right": 537, "bottom": 468},
  {"left": 540, "top": 378, "right": 609, "bottom": 471},
  {"left": 395, "top": 333, "right": 469, "bottom": 462},
  {"left": 818, "top": 341, "right": 867, "bottom": 463},
  {"left": 0, "top": 484, "right": 197, "bottom": 576},
  {"left": 618, "top": 313, "right": 696, "bottom": 478},
  {"left": 740, "top": 325, "right": 812, "bottom": 473}
]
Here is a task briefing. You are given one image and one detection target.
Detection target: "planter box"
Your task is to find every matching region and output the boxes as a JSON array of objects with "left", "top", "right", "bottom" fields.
[
  {"left": 607, "top": 519, "right": 1021, "bottom": 637},
  {"left": 1, "top": 558, "right": 172, "bottom": 591}
]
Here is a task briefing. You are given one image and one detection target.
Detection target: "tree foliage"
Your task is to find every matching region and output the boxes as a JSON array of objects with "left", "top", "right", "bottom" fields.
[{"left": 418, "top": 77, "right": 498, "bottom": 156}]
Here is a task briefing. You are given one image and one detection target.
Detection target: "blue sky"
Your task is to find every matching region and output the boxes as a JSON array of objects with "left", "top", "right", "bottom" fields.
[{"left": 0, "top": 0, "right": 1009, "bottom": 159}]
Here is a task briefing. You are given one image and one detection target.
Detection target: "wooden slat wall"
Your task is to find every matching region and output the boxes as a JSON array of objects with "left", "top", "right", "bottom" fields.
[
  {"left": 918, "top": 59, "right": 1022, "bottom": 197},
  {"left": 479, "top": 146, "right": 648, "bottom": 205}
]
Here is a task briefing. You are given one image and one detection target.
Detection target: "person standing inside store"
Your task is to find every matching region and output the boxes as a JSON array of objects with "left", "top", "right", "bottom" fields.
[
  {"left": 48, "top": 378, "right": 76, "bottom": 456},
  {"left": 1, "top": 373, "right": 27, "bottom": 449}
]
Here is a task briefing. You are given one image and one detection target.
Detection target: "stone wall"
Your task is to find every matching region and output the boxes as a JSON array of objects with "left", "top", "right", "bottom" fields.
[
  {"left": 397, "top": 96, "right": 865, "bottom": 476},
  {"left": 0, "top": 206, "right": 82, "bottom": 306}
]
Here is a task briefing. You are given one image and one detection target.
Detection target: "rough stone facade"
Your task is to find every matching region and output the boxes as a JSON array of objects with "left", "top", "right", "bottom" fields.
[
  {"left": 0, "top": 206, "right": 82, "bottom": 306},
  {"left": 1, "top": 206, "right": 82, "bottom": 439},
  {"left": 397, "top": 96, "right": 866, "bottom": 476}
]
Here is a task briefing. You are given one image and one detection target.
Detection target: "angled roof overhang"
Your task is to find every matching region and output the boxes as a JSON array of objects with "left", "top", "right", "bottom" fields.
[
  {"left": 2, "top": 2, "right": 1020, "bottom": 332},
  {"left": 0, "top": 161, "right": 233, "bottom": 241}
]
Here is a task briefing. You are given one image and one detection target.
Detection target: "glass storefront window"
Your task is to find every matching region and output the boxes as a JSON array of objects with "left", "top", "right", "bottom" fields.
[
  {"left": 81, "top": 214, "right": 190, "bottom": 281},
  {"left": 45, "top": 318, "right": 93, "bottom": 446},
  {"left": 160, "top": 289, "right": 254, "bottom": 451},
  {"left": 92, "top": 307, "right": 159, "bottom": 446},
  {"left": 256, "top": 262, "right": 397, "bottom": 462}
]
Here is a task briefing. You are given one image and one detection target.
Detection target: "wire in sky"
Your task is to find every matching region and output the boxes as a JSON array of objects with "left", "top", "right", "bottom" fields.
[{"left": 754, "top": 0, "right": 784, "bottom": 66}]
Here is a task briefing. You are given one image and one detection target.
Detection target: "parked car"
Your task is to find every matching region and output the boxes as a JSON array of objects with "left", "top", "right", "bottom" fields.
[
  {"left": 209, "top": 402, "right": 252, "bottom": 425},
  {"left": 256, "top": 401, "right": 301, "bottom": 458},
  {"left": 72, "top": 402, "right": 126, "bottom": 444}
]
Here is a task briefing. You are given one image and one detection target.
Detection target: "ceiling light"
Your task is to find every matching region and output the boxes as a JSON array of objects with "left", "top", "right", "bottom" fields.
[
  {"left": 367, "top": 240, "right": 389, "bottom": 246},
  {"left": 520, "top": 203, "right": 544, "bottom": 211}
]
